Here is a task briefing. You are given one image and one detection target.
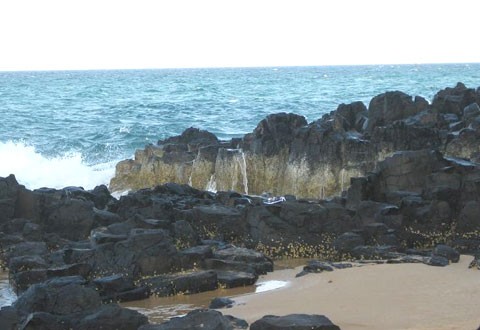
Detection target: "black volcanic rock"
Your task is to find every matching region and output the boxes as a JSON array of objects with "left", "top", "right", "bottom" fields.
[
  {"left": 250, "top": 314, "right": 340, "bottom": 330},
  {"left": 243, "top": 112, "right": 308, "bottom": 156},
  {"left": 139, "top": 309, "right": 248, "bottom": 330},
  {"left": 365, "top": 91, "right": 428, "bottom": 133}
]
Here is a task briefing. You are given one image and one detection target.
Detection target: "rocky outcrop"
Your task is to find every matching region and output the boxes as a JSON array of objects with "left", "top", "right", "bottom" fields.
[
  {"left": 110, "top": 83, "right": 480, "bottom": 199},
  {"left": 8, "top": 277, "right": 148, "bottom": 330},
  {"left": 2, "top": 83, "right": 480, "bottom": 329},
  {"left": 250, "top": 314, "right": 340, "bottom": 330}
]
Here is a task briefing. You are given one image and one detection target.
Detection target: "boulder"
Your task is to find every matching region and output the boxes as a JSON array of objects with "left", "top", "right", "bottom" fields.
[
  {"left": 92, "top": 228, "right": 179, "bottom": 277},
  {"left": 14, "top": 280, "right": 100, "bottom": 316},
  {"left": 424, "top": 255, "right": 449, "bottom": 267},
  {"left": 77, "top": 304, "right": 148, "bottom": 330},
  {"left": 212, "top": 247, "right": 273, "bottom": 275},
  {"left": 216, "top": 271, "right": 258, "bottom": 288},
  {"left": 250, "top": 314, "right": 340, "bottom": 330},
  {"left": 142, "top": 270, "right": 218, "bottom": 297},
  {"left": 138, "top": 309, "right": 248, "bottom": 330}
]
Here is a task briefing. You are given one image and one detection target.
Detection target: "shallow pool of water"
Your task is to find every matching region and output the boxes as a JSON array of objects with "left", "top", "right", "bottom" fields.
[{"left": 122, "top": 258, "right": 307, "bottom": 323}]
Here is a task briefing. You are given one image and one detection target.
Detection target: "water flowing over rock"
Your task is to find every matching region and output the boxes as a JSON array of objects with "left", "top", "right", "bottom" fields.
[{"left": 110, "top": 83, "right": 480, "bottom": 199}]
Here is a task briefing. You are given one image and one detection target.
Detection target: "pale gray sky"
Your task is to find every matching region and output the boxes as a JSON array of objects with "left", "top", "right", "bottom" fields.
[{"left": 0, "top": 0, "right": 478, "bottom": 71}]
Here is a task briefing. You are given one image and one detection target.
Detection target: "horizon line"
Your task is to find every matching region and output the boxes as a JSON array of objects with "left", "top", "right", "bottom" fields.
[{"left": 0, "top": 61, "right": 478, "bottom": 73}]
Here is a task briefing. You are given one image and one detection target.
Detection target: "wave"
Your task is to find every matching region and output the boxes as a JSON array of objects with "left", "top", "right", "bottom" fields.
[{"left": 0, "top": 141, "right": 117, "bottom": 191}]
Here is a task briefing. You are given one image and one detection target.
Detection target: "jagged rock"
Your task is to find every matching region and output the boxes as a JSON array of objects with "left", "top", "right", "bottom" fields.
[
  {"left": 244, "top": 112, "right": 308, "bottom": 156},
  {"left": 365, "top": 91, "right": 428, "bottom": 133},
  {"left": 432, "top": 82, "right": 479, "bottom": 116},
  {"left": 250, "top": 314, "right": 340, "bottom": 330},
  {"left": 138, "top": 309, "right": 248, "bottom": 330},
  {"left": 90, "top": 184, "right": 116, "bottom": 210}
]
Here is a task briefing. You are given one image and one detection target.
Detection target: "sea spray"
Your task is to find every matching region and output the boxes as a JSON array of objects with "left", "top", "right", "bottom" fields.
[{"left": 0, "top": 141, "right": 117, "bottom": 190}]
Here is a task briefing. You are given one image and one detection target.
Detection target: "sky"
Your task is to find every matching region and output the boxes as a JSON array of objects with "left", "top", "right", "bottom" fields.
[{"left": 0, "top": 0, "right": 479, "bottom": 71}]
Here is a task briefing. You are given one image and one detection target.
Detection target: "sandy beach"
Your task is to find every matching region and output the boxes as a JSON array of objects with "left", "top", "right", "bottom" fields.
[{"left": 226, "top": 255, "right": 480, "bottom": 330}]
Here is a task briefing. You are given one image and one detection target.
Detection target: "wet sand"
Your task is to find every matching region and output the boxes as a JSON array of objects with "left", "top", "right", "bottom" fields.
[{"left": 226, "top": 255, "right": 480, "bottom": 330}]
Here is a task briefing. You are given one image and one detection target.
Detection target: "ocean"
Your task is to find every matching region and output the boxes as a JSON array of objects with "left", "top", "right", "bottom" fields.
[{"left": 1, "top": 64, "right": 479, "bottom": 191}]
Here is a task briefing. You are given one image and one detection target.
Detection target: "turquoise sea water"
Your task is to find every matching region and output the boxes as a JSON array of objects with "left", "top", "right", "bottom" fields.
[{"left": 0, "top": 64, "right": 479, "bottom": 190}]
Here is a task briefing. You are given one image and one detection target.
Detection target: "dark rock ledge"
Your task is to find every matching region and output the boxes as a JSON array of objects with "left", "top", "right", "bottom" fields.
[
  {"left": 1, "top": 83, "right": 480, "bottom": 329},
  {"left": 111, "top": 82, "right": 480, "bottom": 199}
]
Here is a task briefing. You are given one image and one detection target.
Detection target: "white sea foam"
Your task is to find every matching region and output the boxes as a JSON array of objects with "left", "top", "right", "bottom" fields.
[
  {"left": 255, "top": 280, "right": 288, "bottom": 293},
  {"left": 0, "top": 141, "right": 116, "bottom": 190}
]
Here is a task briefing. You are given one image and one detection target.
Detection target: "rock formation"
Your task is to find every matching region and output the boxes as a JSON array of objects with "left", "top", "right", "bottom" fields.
[
  {"left": 1, "top": 83, "right": 480, "bottom": 329},
  {"left": 110, "top": 83, "right": 480, "bottom": 199}
]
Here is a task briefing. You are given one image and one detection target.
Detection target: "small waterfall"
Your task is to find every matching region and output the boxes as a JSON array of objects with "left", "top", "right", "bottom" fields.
[
  {"left": 213, "top": 148, "right": 249, "bottom": 195},
  {"left": 205, "top": 174, "right": 217, "bottom": 193},
  {"left": 238, "top": 149, "right": 249, "bottom": 195},
  {"left": 188, "top": 152, "right": 199, "bottom": 187},
  {"left": 230, "top": 149, "right": 248, "bottom": 195}
]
